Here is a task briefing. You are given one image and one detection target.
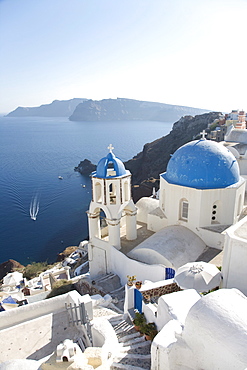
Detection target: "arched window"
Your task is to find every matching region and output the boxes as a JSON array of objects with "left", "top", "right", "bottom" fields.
[
  {"left": 99, "top": 209, "right": 108, "bottom": 239},
  {"left": 109, "top": 182, "right": 116, "bottom": 204},
  {"left": 179, "top": 198, "right": 189, "bottom": 221},
  {"left": 124, "top": 181, "right": 129, "bottom": 202},
  {"left": 95, "top": 182, "right": 102, "bottom": 203}
]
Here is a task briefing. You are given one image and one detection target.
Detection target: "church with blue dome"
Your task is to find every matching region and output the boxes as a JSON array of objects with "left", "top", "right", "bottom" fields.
[
  {"left": 162, "top": 139, "right": 240, "bottom": 190},
  {"left": 87, "top": 137, "right": 246, "bottom": 294},
  {"left": 129, "top": 136, "right": 246, "bottom": 268}
]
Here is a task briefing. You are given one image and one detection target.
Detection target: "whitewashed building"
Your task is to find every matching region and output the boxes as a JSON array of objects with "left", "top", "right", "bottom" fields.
[
  {"left": 87, "top": 139, "right": 247, "bottom": 293},
  {"left": 129, "top": 138, "right": 245, "bottom": 272}
]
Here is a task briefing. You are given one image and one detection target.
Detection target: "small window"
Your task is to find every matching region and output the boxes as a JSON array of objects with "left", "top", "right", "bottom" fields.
[
  {"left": 180, "top": 200, "right": 189, "bottom": 221},
  {"left": 211, "top": 201, "right": 220, "bottom": 224}
]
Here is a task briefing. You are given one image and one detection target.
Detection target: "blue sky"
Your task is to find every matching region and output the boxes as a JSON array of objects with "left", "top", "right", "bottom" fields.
[{"left": 1, "top": 0, "right": 247, "bottom": 113}]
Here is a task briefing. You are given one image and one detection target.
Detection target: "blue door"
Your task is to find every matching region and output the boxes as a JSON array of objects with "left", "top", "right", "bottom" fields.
[
  {"left": 166, "top": 267, "right": 175, "bottom": 279},
  {"left": 134, "top": 288, "right": 143, "bottom": 312}
]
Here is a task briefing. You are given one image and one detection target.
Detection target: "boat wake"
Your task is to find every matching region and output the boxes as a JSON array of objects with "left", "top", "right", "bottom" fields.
[{"left": 30, "top": 194, "right": 40, "bottom": 221}]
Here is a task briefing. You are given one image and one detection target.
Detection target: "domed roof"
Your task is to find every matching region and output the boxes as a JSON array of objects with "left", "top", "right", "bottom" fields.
[
  {"left": 95, "top": 144, "right": 127, "bottom": 178},
  {"left": 162, "top": 139, "right": 240, "bottom": 189}
]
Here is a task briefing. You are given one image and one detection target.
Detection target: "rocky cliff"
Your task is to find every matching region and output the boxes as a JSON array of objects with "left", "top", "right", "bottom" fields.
[
  {"left": 125, "top": 112, "right": 222, "bottom": 185},
  {"left": 75, "top": 111, "right": 223, "bottom": 201},
  {"left": 69, "top": 98, "right": 210, "bottom": 122},
  {"left": 0, "top": 259, "right": 24, "bottom": 281},
  {"left": 6, "top": 98, "right": 87, "bottom": 117}
]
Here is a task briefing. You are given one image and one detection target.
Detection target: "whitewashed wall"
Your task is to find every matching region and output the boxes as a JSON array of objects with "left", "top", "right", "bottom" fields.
[
  {"left": 222, "top": 216, "right": 247, "bottom": 295},
  {"left": 0, "top": 291, "right": 92, "bottom": 331},
  {"left": 159, "top": 177, "right": 245, "bottom": 232},
  {"left": 0, "top": 292, "right": 92, "bottom": 362},
  {"left": 109, "top": 245, "right": 166, "bottom": 285},
  {"left": 136, "top": 197, "right": 159, "bottom": 224},
  {"left": 151, "top": 289, "right": 247, "bottom": 370}
]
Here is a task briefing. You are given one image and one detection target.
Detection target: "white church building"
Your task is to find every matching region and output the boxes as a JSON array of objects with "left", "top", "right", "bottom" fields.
[{"left": 87, "top": 138, "right": 247, "bottom": 296}]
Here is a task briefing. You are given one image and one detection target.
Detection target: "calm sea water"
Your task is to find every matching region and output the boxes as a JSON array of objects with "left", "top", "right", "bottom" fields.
[{"left": 0, "top": 116, "right": 173, "bottom": 265}]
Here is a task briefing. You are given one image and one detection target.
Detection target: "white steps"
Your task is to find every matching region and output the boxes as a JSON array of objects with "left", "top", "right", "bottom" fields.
[
  {"left": 111, "top": 353, "right": 151, "bottom": 369},
  {"left": 109, "top": 314, "right": 151, "bottom": 369},
  {"left": 111, "top": 363, "right": 147, "bottom": 370}
]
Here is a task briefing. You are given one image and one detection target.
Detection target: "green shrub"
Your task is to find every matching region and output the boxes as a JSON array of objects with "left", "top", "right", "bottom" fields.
[
  {"left": 23, "top": 262, "right": 51, "bottom": 280},
  {"left": 142, "top": 322, "right": 158, "bottom": 340},
  {"left": 46, "top": 279, "right": 74, "bottom": 299},
  {"left": 133, "top": 312, "right": 146, "bottom": 327}
]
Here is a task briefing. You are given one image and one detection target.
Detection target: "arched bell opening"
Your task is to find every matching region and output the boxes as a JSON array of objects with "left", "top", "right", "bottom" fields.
[{"left": 99, "top": 208, "right": 109, "bottom": 240}]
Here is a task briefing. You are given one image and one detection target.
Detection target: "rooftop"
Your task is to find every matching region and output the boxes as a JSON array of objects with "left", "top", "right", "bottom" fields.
[{"left": 103, "top": 221, "right": 224, "bottom": 267}]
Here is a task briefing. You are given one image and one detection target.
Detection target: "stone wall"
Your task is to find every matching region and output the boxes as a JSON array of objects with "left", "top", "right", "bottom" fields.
[{"left": 141, "top": 282, "right": 181, "bottom": 302}]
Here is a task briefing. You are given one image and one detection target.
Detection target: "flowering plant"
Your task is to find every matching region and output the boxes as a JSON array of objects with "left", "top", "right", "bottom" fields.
[{"left": 127, "top": 275, "right": 136, "bottom": 286}]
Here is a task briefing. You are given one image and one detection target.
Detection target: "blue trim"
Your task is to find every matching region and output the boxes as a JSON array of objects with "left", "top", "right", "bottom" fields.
[
  {"left": 96, "top": 151, "right": 127, "bottom": 178},
  {"left": 134, "top": 288, "right": 143, "bottom": 312}
]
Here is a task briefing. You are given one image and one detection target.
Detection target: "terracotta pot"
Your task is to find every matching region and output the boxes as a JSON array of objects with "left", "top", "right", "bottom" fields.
[{"left": 135, "top": 281, "right": 142, "bottom": 289}]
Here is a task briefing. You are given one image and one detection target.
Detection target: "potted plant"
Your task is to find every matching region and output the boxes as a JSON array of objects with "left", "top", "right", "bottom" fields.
[
  {"left": 127, "top": 275, "right": 136, "bottom": 286},
  {"left": 133, "top": 311, "right": 146, "bottom": 331},
  {"left": 135, "top": 281, "right": 142, "bottom": 289},
  {"left": 143, "top": 322, "right": 158, "bottom": 341}
]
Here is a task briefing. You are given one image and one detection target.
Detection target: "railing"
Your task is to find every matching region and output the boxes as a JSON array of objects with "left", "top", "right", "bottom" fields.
[{"left": 65, "top": 302, "right": 92, "bottom": 345}]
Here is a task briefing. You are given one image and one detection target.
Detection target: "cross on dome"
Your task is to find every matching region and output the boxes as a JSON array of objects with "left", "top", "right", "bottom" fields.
[
  {"left": 200, "top": 130, "right": 207, "bottom": 140},
  {"left": 108, "top": 144, "right": 114, "bottom": 153}
]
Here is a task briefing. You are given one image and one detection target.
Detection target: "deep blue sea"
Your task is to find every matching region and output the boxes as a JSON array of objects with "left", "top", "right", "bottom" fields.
[{"left": 0, "top": 117, "right": 173, "bottom": 265}]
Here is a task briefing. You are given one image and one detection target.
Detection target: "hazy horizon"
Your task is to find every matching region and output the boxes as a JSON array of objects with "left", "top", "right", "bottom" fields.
[{"left": 1, "top": 0, "right": 246, "bottom": 114}]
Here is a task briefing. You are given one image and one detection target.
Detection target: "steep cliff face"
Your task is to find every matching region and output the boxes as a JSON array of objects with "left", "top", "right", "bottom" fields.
[
  {"left": 74, "top": 111, "right": 223, "bottom": 201},
  {"left": 125, "top": 112, "right": 223, "bottom": 188},
  {"left": 6, "top": 98, "right": 87, "bottom": 117},
  {"left": 0, "top": 259, "right": 24, "bottom": 281},
  {"left": 69, "top": 98, "right": 209, "bottom": 122}
]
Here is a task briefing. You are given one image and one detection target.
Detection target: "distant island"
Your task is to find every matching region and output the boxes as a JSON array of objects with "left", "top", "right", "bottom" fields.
[
  {"left": 69, "top": 98, "right": 210, "bottom": 122},
  {"left": 6, "top": 97, "right": 210, "bottom": 122},
  {"left": 6, "top": 98, "right": 87, "bottom": 117}
]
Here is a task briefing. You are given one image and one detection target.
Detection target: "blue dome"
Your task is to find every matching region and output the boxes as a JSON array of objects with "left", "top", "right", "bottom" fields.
[
  {"left": 162, "top": 139, "right": 240, "bottom": 189},
  {"left": 96, "top": 151, "right": 127, "bottom": 178}
]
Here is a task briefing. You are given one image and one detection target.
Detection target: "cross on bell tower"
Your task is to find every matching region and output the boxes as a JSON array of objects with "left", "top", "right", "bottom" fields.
[{"left": 108, "top": 144, "right": 114, "bottom": 153}]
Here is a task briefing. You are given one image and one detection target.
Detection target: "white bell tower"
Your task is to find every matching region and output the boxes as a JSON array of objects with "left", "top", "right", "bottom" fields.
[{"left": 87, "top": 145, "right": 137, "bottom": 277}]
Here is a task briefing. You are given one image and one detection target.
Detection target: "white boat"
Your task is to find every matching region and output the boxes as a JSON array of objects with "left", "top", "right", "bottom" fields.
[
  {"left": 58, "top": 176, "right": 63, "bottom": 180},
  {"left": 30, "top": 195, "right": 39, "bottom": 220}
]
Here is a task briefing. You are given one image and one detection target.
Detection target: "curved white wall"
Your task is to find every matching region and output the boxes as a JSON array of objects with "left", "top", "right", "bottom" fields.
[{"left": 182, "top": 289, "right": 247, "bottom": 369}]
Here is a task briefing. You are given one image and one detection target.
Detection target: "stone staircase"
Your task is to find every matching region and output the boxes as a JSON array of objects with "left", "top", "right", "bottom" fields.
[
  {"left": 108, "top": 314, "right": 151, "bottom": 370},
  {"left": 77, "top": 273, "right": 152, "bottom": 368},
  {"left": 93, "top": 273, "right": 126, "bottom": 311}
]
